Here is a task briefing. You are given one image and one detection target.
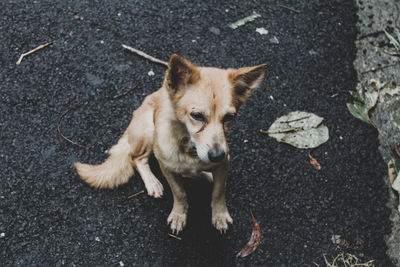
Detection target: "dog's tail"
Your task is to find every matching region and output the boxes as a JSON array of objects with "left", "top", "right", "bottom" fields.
[{"left": 75, "top": 135, "right": 134, "bottom": 189}]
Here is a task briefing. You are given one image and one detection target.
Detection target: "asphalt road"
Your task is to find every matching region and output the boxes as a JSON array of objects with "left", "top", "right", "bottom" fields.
[{"left": 0, "top": 0, "right": 395, "bottom": 266}]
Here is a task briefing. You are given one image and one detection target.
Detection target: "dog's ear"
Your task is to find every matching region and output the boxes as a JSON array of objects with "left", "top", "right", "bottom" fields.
[
  {"left": 165, "top": 54, "right": 200, "bottom": 94},
  {"left": 229, "top": 64, "right": 267, "bottom": 106}
]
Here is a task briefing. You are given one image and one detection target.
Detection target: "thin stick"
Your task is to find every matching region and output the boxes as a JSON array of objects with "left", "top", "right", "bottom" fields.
[
  {"left": 330, "top": 93, "right": 339, "bottom": 98},
  {"left": 281, "top": 116, "right": 310, "bottom": 123},
  {"left": 113, "top": 83, "right": 139, "bottom": 99},
  {"left": 259, "top": 128, "right": 300, "bottom": 134},
  {"left": 122, "top": 44, "right": 168, "bottom": 67},
  {"left": 360, "top": 63, "right": 399, "bottom": 74},
  {"left": 278, "top": 4, "right": 300, "bottom": 14},
  {"left": 16, "top": 41, "right": 53, "bottom": 65},
  {"left": 395, "top": 143, "right": 400, "bottom": 158},
  {"left": 57, "top": 101, "right": 89, "bottom": 149},
  {"left": 128, "top": 190, "right": 145, "bottom": 199},
  {"left": 168, "top": 233, "right": 182, "bottom": 240}
]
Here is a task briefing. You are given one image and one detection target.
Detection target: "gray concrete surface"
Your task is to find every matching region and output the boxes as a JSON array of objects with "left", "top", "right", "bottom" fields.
[{"left": 354, "top": 0, "right": 400, "bottom": 264}]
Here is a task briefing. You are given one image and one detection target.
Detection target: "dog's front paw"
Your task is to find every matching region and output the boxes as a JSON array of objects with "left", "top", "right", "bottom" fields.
[
  {"left": 212, "top": 211, "right": 233, "bottom": 233},
  {"left": 144, "top": 178, "right": 164, "bottom": 198},
  {"left": 167, "top": 210, "right": 187, "bottom": 234}
]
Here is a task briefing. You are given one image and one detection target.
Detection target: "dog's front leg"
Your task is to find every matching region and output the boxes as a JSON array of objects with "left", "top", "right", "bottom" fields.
[
  {"left": 211, "top": 160, "right": 233, "bottom": 233},
  {"left": 160, "top": 165, "right": 188, "bottom": 234}
]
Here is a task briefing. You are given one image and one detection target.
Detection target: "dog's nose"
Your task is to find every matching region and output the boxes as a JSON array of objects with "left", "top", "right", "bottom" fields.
[{"left": 208, "top": 149, "right": 226, "bottom": 162}]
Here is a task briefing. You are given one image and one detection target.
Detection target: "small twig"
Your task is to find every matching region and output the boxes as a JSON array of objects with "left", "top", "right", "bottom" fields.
[
  {"left": 278, "top": 4, "right": 300, "bottom": 14},
  {"left": 330, "top": 93, "right": 339, "bottom": 98},
  {"left": 168, "top": 233, "right": 182, "bottom": 240},
  {"left": 128, "top": 190, "right": 145, "bottom": 199},
  {"left": 113, "top": 83, "right": 139, "bottom": 99},
  {"left": 57, "top": 101, "right": 90, "bottom": 149},
  {"left": 16, "top": 41, "right": 53, "bottom": 65},
  {"left": 122, "top": 44, "right": 168, "bottom": 67},
  {"left": 259, "top": 128, "right": 301, "bottom": 134},
  {"left": 360, "top": 63, "right": 400, "bottom": 75},
  {"left": 281, "top": 116, "right": 311, "bottom": 123}
]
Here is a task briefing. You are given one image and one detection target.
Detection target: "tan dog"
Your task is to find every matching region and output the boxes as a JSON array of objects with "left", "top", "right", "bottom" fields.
[{"left": 75, "top": 55, "right": 266, "bottom": 233}]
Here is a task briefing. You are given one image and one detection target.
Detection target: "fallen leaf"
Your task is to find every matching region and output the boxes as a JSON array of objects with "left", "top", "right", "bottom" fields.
[
  {"left": 308, "top": 151, "right": 321, "bottom": 170},
  {"left": 262, "top": 111, "right": 329, "bottom": 149},
  {"left": 346, "top": 102, "right": 369, "bottom": 124},
  {"left": 236, "top": 211, "right": 262, "bottom": 258},
  {"left": 229, "top": 11, "right": 261, "bottom": 29}
]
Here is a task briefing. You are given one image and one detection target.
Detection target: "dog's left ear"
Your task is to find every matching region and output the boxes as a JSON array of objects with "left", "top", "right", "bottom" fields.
[
  {"left": 165, "top": 54, "right": 200, "bottom": 94},
  {"left": 229, "top": 64, "right": 267, "bottom": 106}
]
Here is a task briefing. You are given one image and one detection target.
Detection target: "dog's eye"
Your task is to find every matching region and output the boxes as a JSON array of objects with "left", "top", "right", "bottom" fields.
[
  {"left": 190, "top": 112, "right": 206, "bottom": 122},
  {"left": 223, "top": 113, "right": 236, "bottom": 123}
]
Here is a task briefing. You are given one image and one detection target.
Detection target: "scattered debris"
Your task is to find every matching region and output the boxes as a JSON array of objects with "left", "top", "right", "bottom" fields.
[
  {"left": 347, "top": 80, "right": 400, "bottom": 128},
  {"left": 256, "top": 27, "right": 269, "bottom": 35},
  {"left": 261, "top": 111, "right": 329, "bottom": 149},
  {"left": 147, "top": 70, "right": 155, "bottom": 76},
  {"left": 113, "top": 83, "right": 139, "bottom": 99},
  {"left": 119, "top": 261, "right": 124, "bottom": 267},
  {"left": 229, "top": 11, "right": 261, "bottom": 30},
  {"left": 128, "top": 190, "right": 145, "bottom": 199},
  {"left": 309, "top": 49, "right": 320, "bottom": 56},
  {"left": 331, "top": 235, "right": 349, "bottom": 248},
  {"left": 354, "top": 237, "right": 365, "bottom": 245},
  {"left": 57, "top": 101, "right": 91, "bottom": 149},
  {"left": 73, "top": 14, "right": 84, "bottom": 20},
  {"left": 269, "top": 36, "right": 280, "bottom": 44},
  {"left": 209, "top": 26, "right": 221, "bottom": 35},
  {"left": 321, "top": 253, "right": 374, "bottom": 267},
  {"left": 168, "top": 233, "right": 182, "bottom": 240},
  {"left": 16, "top": 41, "right": 53, "bottom": 65},
  {"left": 236, "top": 211, "right": 262, "bottom": 258},
  {"left": 278, "top": 4, "right": 300, "bottom": 14},
  {"left": 122, "top": 44, "right": 168, "bottom": 67},
  {"left": 0, "top": 233, "right": 5, "bottom": 238},
  {"left": 330, "top": 93, "right": 339, "bottom": 98},
  {"left": 388, "top": 160, "right": 396, "bottom": 184},
  {"left": 94, "top": 236, "right": 101, "bottom": 242},
  {"left": 308, "top": 151, "right": 321, "bottom": 170}
]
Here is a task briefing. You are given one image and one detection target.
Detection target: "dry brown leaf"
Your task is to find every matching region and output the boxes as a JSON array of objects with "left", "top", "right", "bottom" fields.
[
  {"left": 236, "top": 211, "right": 262, "bottom": 258},
  {"left": 308, "top": 151, "right": 321, "bottom": 170}
]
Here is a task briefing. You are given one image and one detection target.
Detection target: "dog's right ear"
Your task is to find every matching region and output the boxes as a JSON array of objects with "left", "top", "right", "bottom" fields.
[{"left": 165, "top": 54, "right": 200, "bottom": 94}]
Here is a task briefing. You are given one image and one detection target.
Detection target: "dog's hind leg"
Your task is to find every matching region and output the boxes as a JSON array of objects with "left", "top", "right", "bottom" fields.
[{"left": 134, "top": 155, "right": 164, "bottom": 198}]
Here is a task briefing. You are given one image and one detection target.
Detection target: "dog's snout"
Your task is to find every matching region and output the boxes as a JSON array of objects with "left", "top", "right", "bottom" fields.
[{"left": 208, "top": 149, "right": 226, "bottom": 163}]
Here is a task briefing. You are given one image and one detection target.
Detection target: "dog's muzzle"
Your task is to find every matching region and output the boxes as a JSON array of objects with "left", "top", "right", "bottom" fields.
[{"left": 208, "top": 149, "right": 226, "bottom": 163}]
